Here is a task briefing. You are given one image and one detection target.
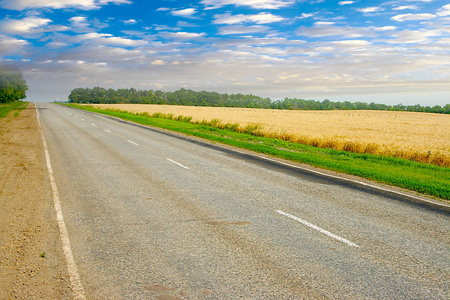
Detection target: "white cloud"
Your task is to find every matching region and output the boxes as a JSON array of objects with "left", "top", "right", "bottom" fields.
[
  {"left": 70, "top": 16, "right": 89, "bottom": 27},
  {"left": 356, "top": 7, "right": 384, "bottom": 14},
  {"left": 0, "top": 16, "right": 68, "bottom": 35},
  {"left": 47, "top": 41, "right": 69, "bottom": 48},
  {"left": 153, "top": 25, "right": 181, "bottom": 31},
  {"left": 171, "top": 8, "right": 197, "bottom": 18},
  {"left": 315, "top": 22, "right": 335, "bottom": 26},
  {"left": 63, "top": 45, "right": 147, "bottom": 64},
  {"left": 391, "top": 13, "right": 436, "bottom": 22},
  {"left": 177, "top": 21, "right": 199, "bottom": 28},
  {"left": 0, "top": 16, "right": 51, "bottom": 34},
  {"left": 0, "top": 34, "right": 28, "bottom": 54},
  {"left": 338, "top": 1, "right": 354, "bottom": 5},
  {"left": 77, "top": 32, "right": 148, "bottom": 46},
  {"left": 0, "top": 0, "right": 131, "bottom": 10},
  {"left": 385, "top": 29, "right": 441, "bottom": 44},
  {"left": 250, "top": 12, "right": 285, "bottom": 24},
  {"left": 214, "top": 12, "right": 284, "bottom": 25},
  {"left": 218, "top": 49, "right": 284, "bottom": 63},
  {"left": 331, "top": 40, "right": 372, "bottom": 48},
  {"left": 374, "top": 26, "right": 397, "bottom": 31},
  {"left": 393, "top": 5, "right": 418, "bottom": 11},
  {"left": 245, "top": 45, "right": 286, "bottom": 56},
  {"left": 69, "top": 16, "right": 91, "bottom": 32},
  {"left": 218, "top": 25, "right": 270, "bottom": 35},
  {"left": 296, "top": 13, "right": 315, "bottom": 19},
  {"left": 201, "top": 0, "right": 294, "bottom": 10},
  {"left": 151, "top": 60, "right": 165, "bottom": 65},
  {"left": 296, "top": 23, "right": 372, "bottom": 38},
  {"left": 78, "top": 32, "right": 110, "bottom": 39},
  {"left": 160, "top": 31, "right": 206, "bottom": 39},
  {"left": 437, "top": 4, "right": 450, "bottom": 17},
  {"left": 437, "top": 37, "right": 450, "bottom": 44},
  {"left": 122, "top": 19, "right": 137, "bottom": 25}
]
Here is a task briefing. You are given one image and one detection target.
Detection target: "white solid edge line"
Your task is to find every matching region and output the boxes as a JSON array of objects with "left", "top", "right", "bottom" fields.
[
  {"left": 167, "top": 158, "right": 190, "bottom": 169},
  {"left": 35, "top": 104, "right": 86, "bottom": 299},
  {"left": 127, "top": 140, "right": 138, "bottom": 145},
  {"left": 275, "top": 210, "right": 360, "bottom": 248}
]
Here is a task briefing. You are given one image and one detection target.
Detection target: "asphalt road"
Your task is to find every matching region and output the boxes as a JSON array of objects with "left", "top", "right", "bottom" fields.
[{"left": 37, "top": 103, "right": 449, "bottom": 299}]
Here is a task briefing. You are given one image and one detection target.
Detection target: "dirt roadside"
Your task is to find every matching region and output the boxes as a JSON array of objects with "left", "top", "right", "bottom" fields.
[{"left": 0, "top": 103, "right": 72, "bottom": 299}]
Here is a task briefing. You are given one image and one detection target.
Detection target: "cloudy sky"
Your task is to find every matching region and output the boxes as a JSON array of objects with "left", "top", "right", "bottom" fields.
[{"left": 1, "top": 0, "right": 449, "bottom": 105}]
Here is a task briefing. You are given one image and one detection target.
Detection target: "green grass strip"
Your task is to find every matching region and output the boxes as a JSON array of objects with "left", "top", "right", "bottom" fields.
[
  {"left": 64, "top": 104, "right": 450, "bottom": 200},
  {"left": 0, "top": 101, "right": 28, "bottom": 119}
]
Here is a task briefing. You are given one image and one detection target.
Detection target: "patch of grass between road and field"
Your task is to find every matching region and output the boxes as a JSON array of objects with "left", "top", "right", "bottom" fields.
[
  {"left": 0, "top": 101, "right": 28, "bottom": 119},
  {"left": 63, "top": 104, "right": 450, "bottom": 200}
]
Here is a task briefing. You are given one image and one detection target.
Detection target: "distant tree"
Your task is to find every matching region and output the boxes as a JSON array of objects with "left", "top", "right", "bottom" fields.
[
  {"left": 91, "top": 87, "right": 107, "bottom": 103},
  {"left": 68, "top": 88, "right": 87, "bottom": 103},
  {"left": 444, "top": 104, "right": 450, "bottom": 114},
  {"left": 354, "top": 101, "right": 369, "bottom": 110},
  {"left": 66, "top": 87, "right": 448, "bottom": 114},
  {"left": 106, "top": 88, "right": 119, "bottom": 103},
  {"left": 0, "top": 64, "right": 28, "bottom": 103},
  {"left": 393, "top": 104, "right": 407, "bottom": 111},
  {"left": 322, "top": 99, "right": 332, "bottom": 110}
]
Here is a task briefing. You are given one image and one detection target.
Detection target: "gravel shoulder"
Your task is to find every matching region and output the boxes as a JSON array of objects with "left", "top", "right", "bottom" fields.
[{"left": 0, "top": 104, "right": 71, "bottom": 299}]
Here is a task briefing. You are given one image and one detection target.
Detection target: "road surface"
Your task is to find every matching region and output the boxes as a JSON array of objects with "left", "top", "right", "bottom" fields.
[{"left": 37, "top": 103, "right": 449, "bottom": 299}]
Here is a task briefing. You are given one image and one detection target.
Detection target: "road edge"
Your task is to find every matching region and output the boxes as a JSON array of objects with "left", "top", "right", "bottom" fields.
[{"left": 35, "top": 103, "right": 87, "bottom": 299}]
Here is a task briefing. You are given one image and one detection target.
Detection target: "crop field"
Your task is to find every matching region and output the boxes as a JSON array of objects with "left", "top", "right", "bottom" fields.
[{"left": 91, "top": 104, "right": 450, "bottom": 167}]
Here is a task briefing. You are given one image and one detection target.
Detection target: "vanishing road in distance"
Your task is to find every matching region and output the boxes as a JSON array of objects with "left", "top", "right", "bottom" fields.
[{"left": 37, "top": 103, "right": 449, "bottom": 299}]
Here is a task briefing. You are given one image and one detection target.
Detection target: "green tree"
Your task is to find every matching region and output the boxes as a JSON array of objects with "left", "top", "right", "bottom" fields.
[
  {"left": 0, "top": 64, "right": 28, "bottom": 103},
  {"left": 66, "top": 86, "right": 448, "bottom": 115},
  {"left": 68, "top": 88, "right": 89, "bottom": 103}
]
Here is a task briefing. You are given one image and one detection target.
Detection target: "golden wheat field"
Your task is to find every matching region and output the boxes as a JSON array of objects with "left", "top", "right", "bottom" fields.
[{"left": 91, "top": 104, "right": 450, "bottom": 166}]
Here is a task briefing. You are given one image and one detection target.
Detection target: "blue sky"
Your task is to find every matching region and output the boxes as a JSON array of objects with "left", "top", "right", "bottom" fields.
[{"left": 1, "top": 0, "right": 449, "bottom": 105}]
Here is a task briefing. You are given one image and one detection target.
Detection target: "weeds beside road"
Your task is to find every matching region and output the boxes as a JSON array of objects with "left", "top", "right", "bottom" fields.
[{"left": 0, "top": 100, "right": 28, "bottom": 118}]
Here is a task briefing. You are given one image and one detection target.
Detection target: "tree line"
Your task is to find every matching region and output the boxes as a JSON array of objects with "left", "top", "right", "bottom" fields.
[
  {"left": 68, "top": 87, "right": 450, "bottom": 114},
  {"left": 0, "top": 64, "right": 28, "bottom": 103}
]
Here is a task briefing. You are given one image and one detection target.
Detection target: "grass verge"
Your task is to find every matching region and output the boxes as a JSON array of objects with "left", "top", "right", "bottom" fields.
[
  {"left": 64, "top": 104, "right": 450, "bottom": 200},
  {"left": 0, "top": 101, "right": 28, "bottom": 119}
]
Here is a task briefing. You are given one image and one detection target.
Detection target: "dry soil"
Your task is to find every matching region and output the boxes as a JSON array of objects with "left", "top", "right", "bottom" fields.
[{"left": 0, "top": 104, "right": 72, "bottom": 299}]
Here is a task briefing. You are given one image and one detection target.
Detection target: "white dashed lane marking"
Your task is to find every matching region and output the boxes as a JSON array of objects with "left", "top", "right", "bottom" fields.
[
  {"left": 276, "top": 210, "right": 360, "bottom": 248},
  {"left": 167, "top": 159, "right": 190, "bottom": 170}
]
